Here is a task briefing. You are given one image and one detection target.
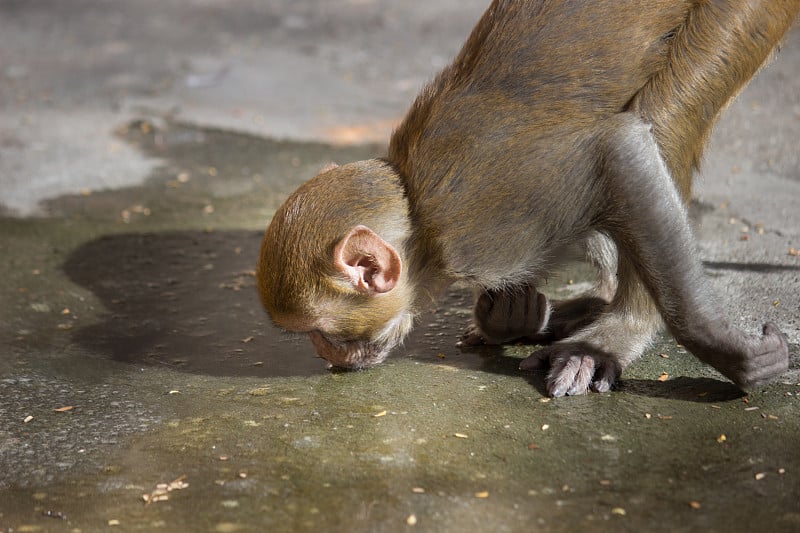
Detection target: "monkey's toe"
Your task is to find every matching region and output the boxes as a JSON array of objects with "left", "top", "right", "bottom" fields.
[{"left": 522, "top": 344, "right": 621, "bottom": 397}]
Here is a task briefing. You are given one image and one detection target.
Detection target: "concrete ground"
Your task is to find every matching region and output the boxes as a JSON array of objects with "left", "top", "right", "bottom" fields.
[{"left": 1, "top": 1, "right": 799, "bottom": 531}]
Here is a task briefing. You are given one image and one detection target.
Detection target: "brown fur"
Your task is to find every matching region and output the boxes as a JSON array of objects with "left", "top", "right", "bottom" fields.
[{"left": 258, "top": 0, "right": 800, "bottom": 393}]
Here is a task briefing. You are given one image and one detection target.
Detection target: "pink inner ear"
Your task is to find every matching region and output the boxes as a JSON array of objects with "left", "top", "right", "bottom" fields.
[{"left": 334, "top": 225, "right": 401, "bottom": 294}]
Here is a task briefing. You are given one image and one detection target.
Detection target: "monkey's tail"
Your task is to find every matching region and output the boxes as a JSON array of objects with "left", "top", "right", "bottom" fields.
[{"left": 629, "top": 0, "right": 800, "bottom": 198}]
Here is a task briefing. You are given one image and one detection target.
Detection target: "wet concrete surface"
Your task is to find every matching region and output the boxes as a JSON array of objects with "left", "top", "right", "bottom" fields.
[
  {"left": 2, "top": 119, "right": 799, "bottom": 533},
  {"left": 2, "top": 1, "right": 800, "bottom": 532}
]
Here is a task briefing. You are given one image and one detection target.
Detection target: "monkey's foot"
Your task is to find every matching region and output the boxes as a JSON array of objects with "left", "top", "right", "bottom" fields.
[{"left": 519, "top": 343, "right": 621, "bottom": 397}]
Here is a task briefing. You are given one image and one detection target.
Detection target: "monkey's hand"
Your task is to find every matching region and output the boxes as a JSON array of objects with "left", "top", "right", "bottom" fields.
[
  {"left": 461, "top": 285, "right": 551, "bottom": 346},
  {"left": 698, "top": 322, "right": 789, "bottom": 390},
  {"left": 520, "top": 343, "right": 621, "bottom": 397}
]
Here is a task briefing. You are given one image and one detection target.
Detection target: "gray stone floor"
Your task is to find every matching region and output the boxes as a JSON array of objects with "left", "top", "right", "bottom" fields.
[{"left": 1, "top": 2, "right": 799, "bottom": 531}]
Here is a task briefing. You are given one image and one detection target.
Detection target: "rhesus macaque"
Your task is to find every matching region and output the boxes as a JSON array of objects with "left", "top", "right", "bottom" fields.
[{"left": 258, "top": 0, "right": 800, "bottom": 396}]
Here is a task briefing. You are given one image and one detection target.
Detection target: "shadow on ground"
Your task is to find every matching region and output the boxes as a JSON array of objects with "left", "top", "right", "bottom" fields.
[
  {"left": 60, "top": 229, "right": 514, "bottom": 383},
  {"left": 63, "top": 229, "right": 328, "bottom": 377},
  {"left": 619, "top": 377, "right": 745, "bottom": 402}
]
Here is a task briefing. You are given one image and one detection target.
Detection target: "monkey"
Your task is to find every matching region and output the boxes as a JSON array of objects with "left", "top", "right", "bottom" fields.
[{"left": 258, "top": 0, "right": 800, "bottom": 397}]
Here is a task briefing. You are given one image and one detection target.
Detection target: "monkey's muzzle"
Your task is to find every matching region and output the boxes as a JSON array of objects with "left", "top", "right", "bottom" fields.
[{"left": 308, "top": 331, "right": 391, "bottom": 370}]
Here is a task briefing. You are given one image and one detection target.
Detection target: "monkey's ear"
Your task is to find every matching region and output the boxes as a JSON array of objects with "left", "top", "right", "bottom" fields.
[{"left": 334, "top": 225, "right": 401, "bottom": 294}]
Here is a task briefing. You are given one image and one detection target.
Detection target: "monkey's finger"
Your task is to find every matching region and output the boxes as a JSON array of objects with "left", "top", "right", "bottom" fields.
[
  {"left": 590, "top": 361, "right": 620, "bottom": 393},
  {"left": 757, "top": 322, "right": 789, "bottom": 356},
  {"left": 563, "top": 356, "right": 596, "bottom": 397},
  {"left": 473, "top": 291, "right": 514, "bottom": 342},
  {"left": 506, "top": 291, "right": 528, "bottom": 332},
  {"left": 473, "top": 291, "right": 495, "bottom": 320},
  {"left": 738, "top": 339, "right": 788, "bottom": 388},
  {"left": 460, "top": 323, "right": 488, "bottom": 346},
  {"left": 740, "top": 363, "right": 789, "bottom": 389},
  {"left": 545, "top": 358, "right": 571, "bottom": 397},
  {"left": 548, "top": 369, "right": 578, "bottom": 398}
]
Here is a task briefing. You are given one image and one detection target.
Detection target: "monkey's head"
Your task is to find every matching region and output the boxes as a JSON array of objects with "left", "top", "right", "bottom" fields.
[{"left": 258, "top": 159, "right": 416, "bottom": 369}]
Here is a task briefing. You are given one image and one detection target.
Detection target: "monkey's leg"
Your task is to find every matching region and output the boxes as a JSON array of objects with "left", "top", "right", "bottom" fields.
[
  {"left": 522, "top": 258, "right": 661, "bottom": 396},
  {"left": 528, "top": 231, "right": 618, "bottom": 344},
  {"left": 521, "top": 115, "right": 788, "bottom": 396},
  {"left": 583, "top": 230, "right": 619, "bottom": 303},
  {"left": 461, "top": 284, "right": 551, "bottom": 346}
]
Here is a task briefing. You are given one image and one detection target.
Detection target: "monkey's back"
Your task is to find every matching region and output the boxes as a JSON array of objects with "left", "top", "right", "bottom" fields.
[
  {"left": 388, "top": 0, "right": 799, "bottom": 283},
  {"left": 391, "top": 0, "right": 691, "bottom": 170},
  {"left": 446, "top": 0, "right": 688, "bottom": 118}
]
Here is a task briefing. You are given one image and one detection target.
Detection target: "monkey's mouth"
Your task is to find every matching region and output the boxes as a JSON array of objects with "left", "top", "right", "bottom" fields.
[{"left": 308, "top": 331, "right": 392, "bottom": 370}]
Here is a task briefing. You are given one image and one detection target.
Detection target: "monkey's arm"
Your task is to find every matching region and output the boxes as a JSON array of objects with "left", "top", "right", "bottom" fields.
[
  {"left": 521, "top": 115, "right": 788, "bottom": 395},
  {"left": 603, "top": 118, "right": 789, "bottom": 387}
]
